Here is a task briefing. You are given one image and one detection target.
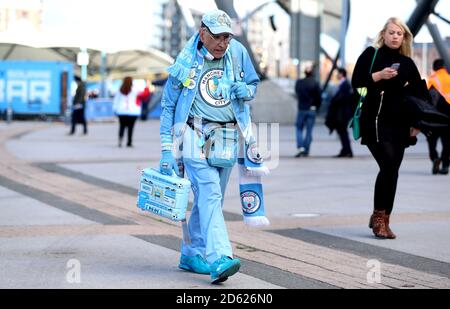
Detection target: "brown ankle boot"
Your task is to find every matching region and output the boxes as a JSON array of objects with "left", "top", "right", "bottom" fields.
[
  {"left": 368, "top": 212, "right": 379, "bottom": 228},
  {"left": 371, "top": 210, "right": 389, "bottom": 238},
  {"left": 369, "top": 214, "right": 374, "bottom": 229},
  {"left": 384, "top": 214, "right": 396, "bottom": 239}
]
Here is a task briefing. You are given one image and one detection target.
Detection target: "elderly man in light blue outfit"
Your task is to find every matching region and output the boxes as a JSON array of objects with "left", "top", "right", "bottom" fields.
[{"left": 159, "top": 9, "right": 260, "bottom": 284}]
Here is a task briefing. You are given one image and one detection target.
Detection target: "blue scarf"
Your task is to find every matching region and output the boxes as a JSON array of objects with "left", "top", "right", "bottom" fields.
[
  {"left": 167, "top": 32, "right": 234, "bottom": 100},
  {"left": 238, "top": 142, "right": 270, "bottom": 227}
]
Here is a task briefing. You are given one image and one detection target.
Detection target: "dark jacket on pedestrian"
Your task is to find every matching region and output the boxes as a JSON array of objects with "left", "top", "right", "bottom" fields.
[
  {"left": 73, "top": 81, "right": 86, "bottom": 106},
  {"left": 295, "top": 75, "right": 322, "bottom": 111},
  {"left": 404, "top": 81, "right": 450, "bottom": 136},
  {"left": 72, "top": 80, "right": 87, "bottom": 124},
  {"left": 325, "top": 79, "right": 354, "bottom": 133},
  {"left": 352, "top": 46, "right": 422, "bottom": 146}
]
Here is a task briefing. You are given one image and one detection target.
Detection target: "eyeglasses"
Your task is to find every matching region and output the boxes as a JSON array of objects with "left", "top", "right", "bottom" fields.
[{"left": 204, "top": 28, "right": 233, "bottom": 45}]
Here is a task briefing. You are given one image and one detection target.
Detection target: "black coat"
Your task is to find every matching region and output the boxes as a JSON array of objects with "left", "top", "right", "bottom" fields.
[
  {"left": 73, "top": 81, "right": 86, "bottom": 105},
  {"left": 352, "top": 46, "right": 422, "bottom": 146},
  {"left": 72, "top": 81, "right": 86, "bottom": 123},
  {"left": 404, "top": 80, "right": 450, "bottom": 136},
  {"left": 295, "top": 76, "right": 322, "bottom": 111},
  {"left": 325, "top": 79, "right": 354, "bottom": 133}
]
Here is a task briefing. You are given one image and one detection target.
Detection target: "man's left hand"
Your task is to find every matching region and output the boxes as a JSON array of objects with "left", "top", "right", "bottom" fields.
[
  {"left": 231, "top": 82, "right": 249, "bottom": 99},
  {"left": 215, "top": 81, "right": 232, "bottom": 101}
]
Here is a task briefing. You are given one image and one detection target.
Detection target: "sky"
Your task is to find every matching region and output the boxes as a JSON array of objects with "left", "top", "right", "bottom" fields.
[
  {"left": 17, "top": 0, "right": 450, "bottom": 63},
  {"left": 39, "top": 0, "right": 163, "bottom": 51}
]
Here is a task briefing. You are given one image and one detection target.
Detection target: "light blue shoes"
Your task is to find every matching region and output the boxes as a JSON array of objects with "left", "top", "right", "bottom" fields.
[
  {"left": 210, "top": 255, "right": 241, "bottom": 284},
  {"left": 178, "top": 254, "right": 241, "bottom": 283},
  {"left": 178, "top": 254, "right": 210, "bottom": 275}
]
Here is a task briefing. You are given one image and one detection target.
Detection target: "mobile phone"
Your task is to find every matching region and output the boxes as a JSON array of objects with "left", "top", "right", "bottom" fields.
[{"left": 391, "top": 63, "right": 400, "bottom": 70}]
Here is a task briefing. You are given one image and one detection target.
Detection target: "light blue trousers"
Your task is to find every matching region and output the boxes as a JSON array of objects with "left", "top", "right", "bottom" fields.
[{"left": 181, "top": 127, "right": 234, "bottom": 264}]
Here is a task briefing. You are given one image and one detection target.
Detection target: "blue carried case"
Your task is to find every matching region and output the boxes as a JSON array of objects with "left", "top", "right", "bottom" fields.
[{"left": 136, "top": 168, "right": 191, "bottom": 221}]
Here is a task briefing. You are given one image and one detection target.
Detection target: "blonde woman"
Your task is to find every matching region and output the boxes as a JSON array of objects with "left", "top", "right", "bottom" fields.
[{"left": 352, "top": 17, "right": 422, "bottom": 239}]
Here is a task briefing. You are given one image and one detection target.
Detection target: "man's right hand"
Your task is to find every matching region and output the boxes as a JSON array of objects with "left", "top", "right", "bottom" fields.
[{"left": 160, "top": 150, "right": 180, "bottom": 176}]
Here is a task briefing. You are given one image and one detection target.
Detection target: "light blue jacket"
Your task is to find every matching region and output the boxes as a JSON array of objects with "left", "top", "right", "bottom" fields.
[{"left": 160, "top": 40, "right": 260, "bottom": 149}]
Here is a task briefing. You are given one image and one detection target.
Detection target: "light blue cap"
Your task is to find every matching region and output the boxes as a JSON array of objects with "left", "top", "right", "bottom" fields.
[{"left": 202, "top": 9, "right": 234, "bottom": 35}]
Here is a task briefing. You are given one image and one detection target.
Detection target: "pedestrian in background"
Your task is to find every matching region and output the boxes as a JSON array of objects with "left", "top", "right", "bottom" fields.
[
  {"left": 352, "top": 17, "right": 422, "bottom": 239},
  {"left": 426, "top": 58, "right": 450, "bottom": 175},
  {"left": 139, "top": 80, "right": 152, "bottom": 121},
  {"left": 112, "top": 76, "right": 141, "bottom": 148},
  {"left": 69, "top": 76, "right": 87, "bottom": 135},
  {"left": 159, "top": 9, "right": 260, "bottom": 284},
  {"left": 325, "top": 68, "right": 354, "bottom": 158},
  {"left": 294, "top": 65, "right": 322, "bottom": 157}
]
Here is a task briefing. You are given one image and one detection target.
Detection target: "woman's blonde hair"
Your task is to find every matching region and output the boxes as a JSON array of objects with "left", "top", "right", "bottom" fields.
[{"left": 374, "top": 17, "right": 413, "bottom": 57}]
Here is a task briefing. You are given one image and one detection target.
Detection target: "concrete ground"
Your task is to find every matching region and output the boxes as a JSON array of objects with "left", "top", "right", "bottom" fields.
[{"left": 1, "top": 119, "right": 450, "bottom": 289}]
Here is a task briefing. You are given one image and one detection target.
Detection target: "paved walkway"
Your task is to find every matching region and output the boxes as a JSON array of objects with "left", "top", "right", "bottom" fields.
[{"left": 1, "top": 119, "right": 450, "bottom": 289}]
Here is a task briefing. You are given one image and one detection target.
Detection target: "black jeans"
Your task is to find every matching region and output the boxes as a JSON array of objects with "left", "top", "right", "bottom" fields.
[
  {"left": 336, "top": 127, "right": 352, "bottom": 155},
  {"left": 367, "top": 141, "right": 405, "bottom": 215},
  {"left": 118, "top": 115, "right": 138, "bottom": 146},
  {"left": 427, "top": 130, "right": 450, "bottom": 168}
]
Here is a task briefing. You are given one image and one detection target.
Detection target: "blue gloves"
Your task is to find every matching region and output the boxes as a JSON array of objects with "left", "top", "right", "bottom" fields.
[
  {"left": 160, "top": 150, "right": 180, "bottom": 176},
  {"left": 231, "top": 81, "right": 250, "bottom": 99},
  {"left": 215, "top": 81, "right": 250, "bottom": 100},
  {"left": 215, "top": 80, "right": 232, "bottom": 101}
]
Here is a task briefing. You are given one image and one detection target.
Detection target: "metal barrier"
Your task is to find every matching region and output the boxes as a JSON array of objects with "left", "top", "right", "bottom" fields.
[
  {"left": 84, "top": 97, "right": 162, "bottom": 121},
  {"left": 85, "top": 98, "right": 114, "bottom": 121}
]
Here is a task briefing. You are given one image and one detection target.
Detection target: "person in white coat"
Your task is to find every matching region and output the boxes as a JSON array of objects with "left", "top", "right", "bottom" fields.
[{"left": 113, "top": 76, "right": 142, "bottom": 147}]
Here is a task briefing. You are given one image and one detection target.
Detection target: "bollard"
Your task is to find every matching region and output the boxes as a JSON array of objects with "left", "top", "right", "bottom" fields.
[{"left": 6, "top": 106, "right": 12, "bottom": 124}]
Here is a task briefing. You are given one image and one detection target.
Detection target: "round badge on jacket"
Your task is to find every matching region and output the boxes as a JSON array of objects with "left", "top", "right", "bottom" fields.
[{"left": 199, "top": 69, "right": 230, "bottom": 107}]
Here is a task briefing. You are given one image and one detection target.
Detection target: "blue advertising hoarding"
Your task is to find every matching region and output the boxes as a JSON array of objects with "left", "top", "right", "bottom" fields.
[{"left": 0, "top": 61, "right": 73, "bottom": 115}]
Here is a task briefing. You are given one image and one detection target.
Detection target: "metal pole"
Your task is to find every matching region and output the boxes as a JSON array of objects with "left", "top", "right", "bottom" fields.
[
  {"left": 100, "top": 51, "right": 107, "bottom": 98},
  {"left": 339, "top": 0, "right": 350, "bottom": 68},
  {"left": 426, "top": 21, "right": 450, "bottom": 71},
  {"left": 322, "top": 50, "right": 341, "bottom": 93},
  {"left": 81, "top": 67, "right": 87, "bottom": 82},
  {"left": 407, "top": 0, "right": 439, "bottom": 36},
  {"left": 6, "top": 102, "right": 13, "bottom": 124},
  {"left": 81, "top": 48, "right": 88, "bottom": 82},
  {"left": 432, "top": 12, "right": 450, "bottom": 25},
  {"left": 290, "top": 0, "right": 301, "bottom": 80},
  {"left": 422, "top": 42, "right": 428, "bottom": 76}
]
